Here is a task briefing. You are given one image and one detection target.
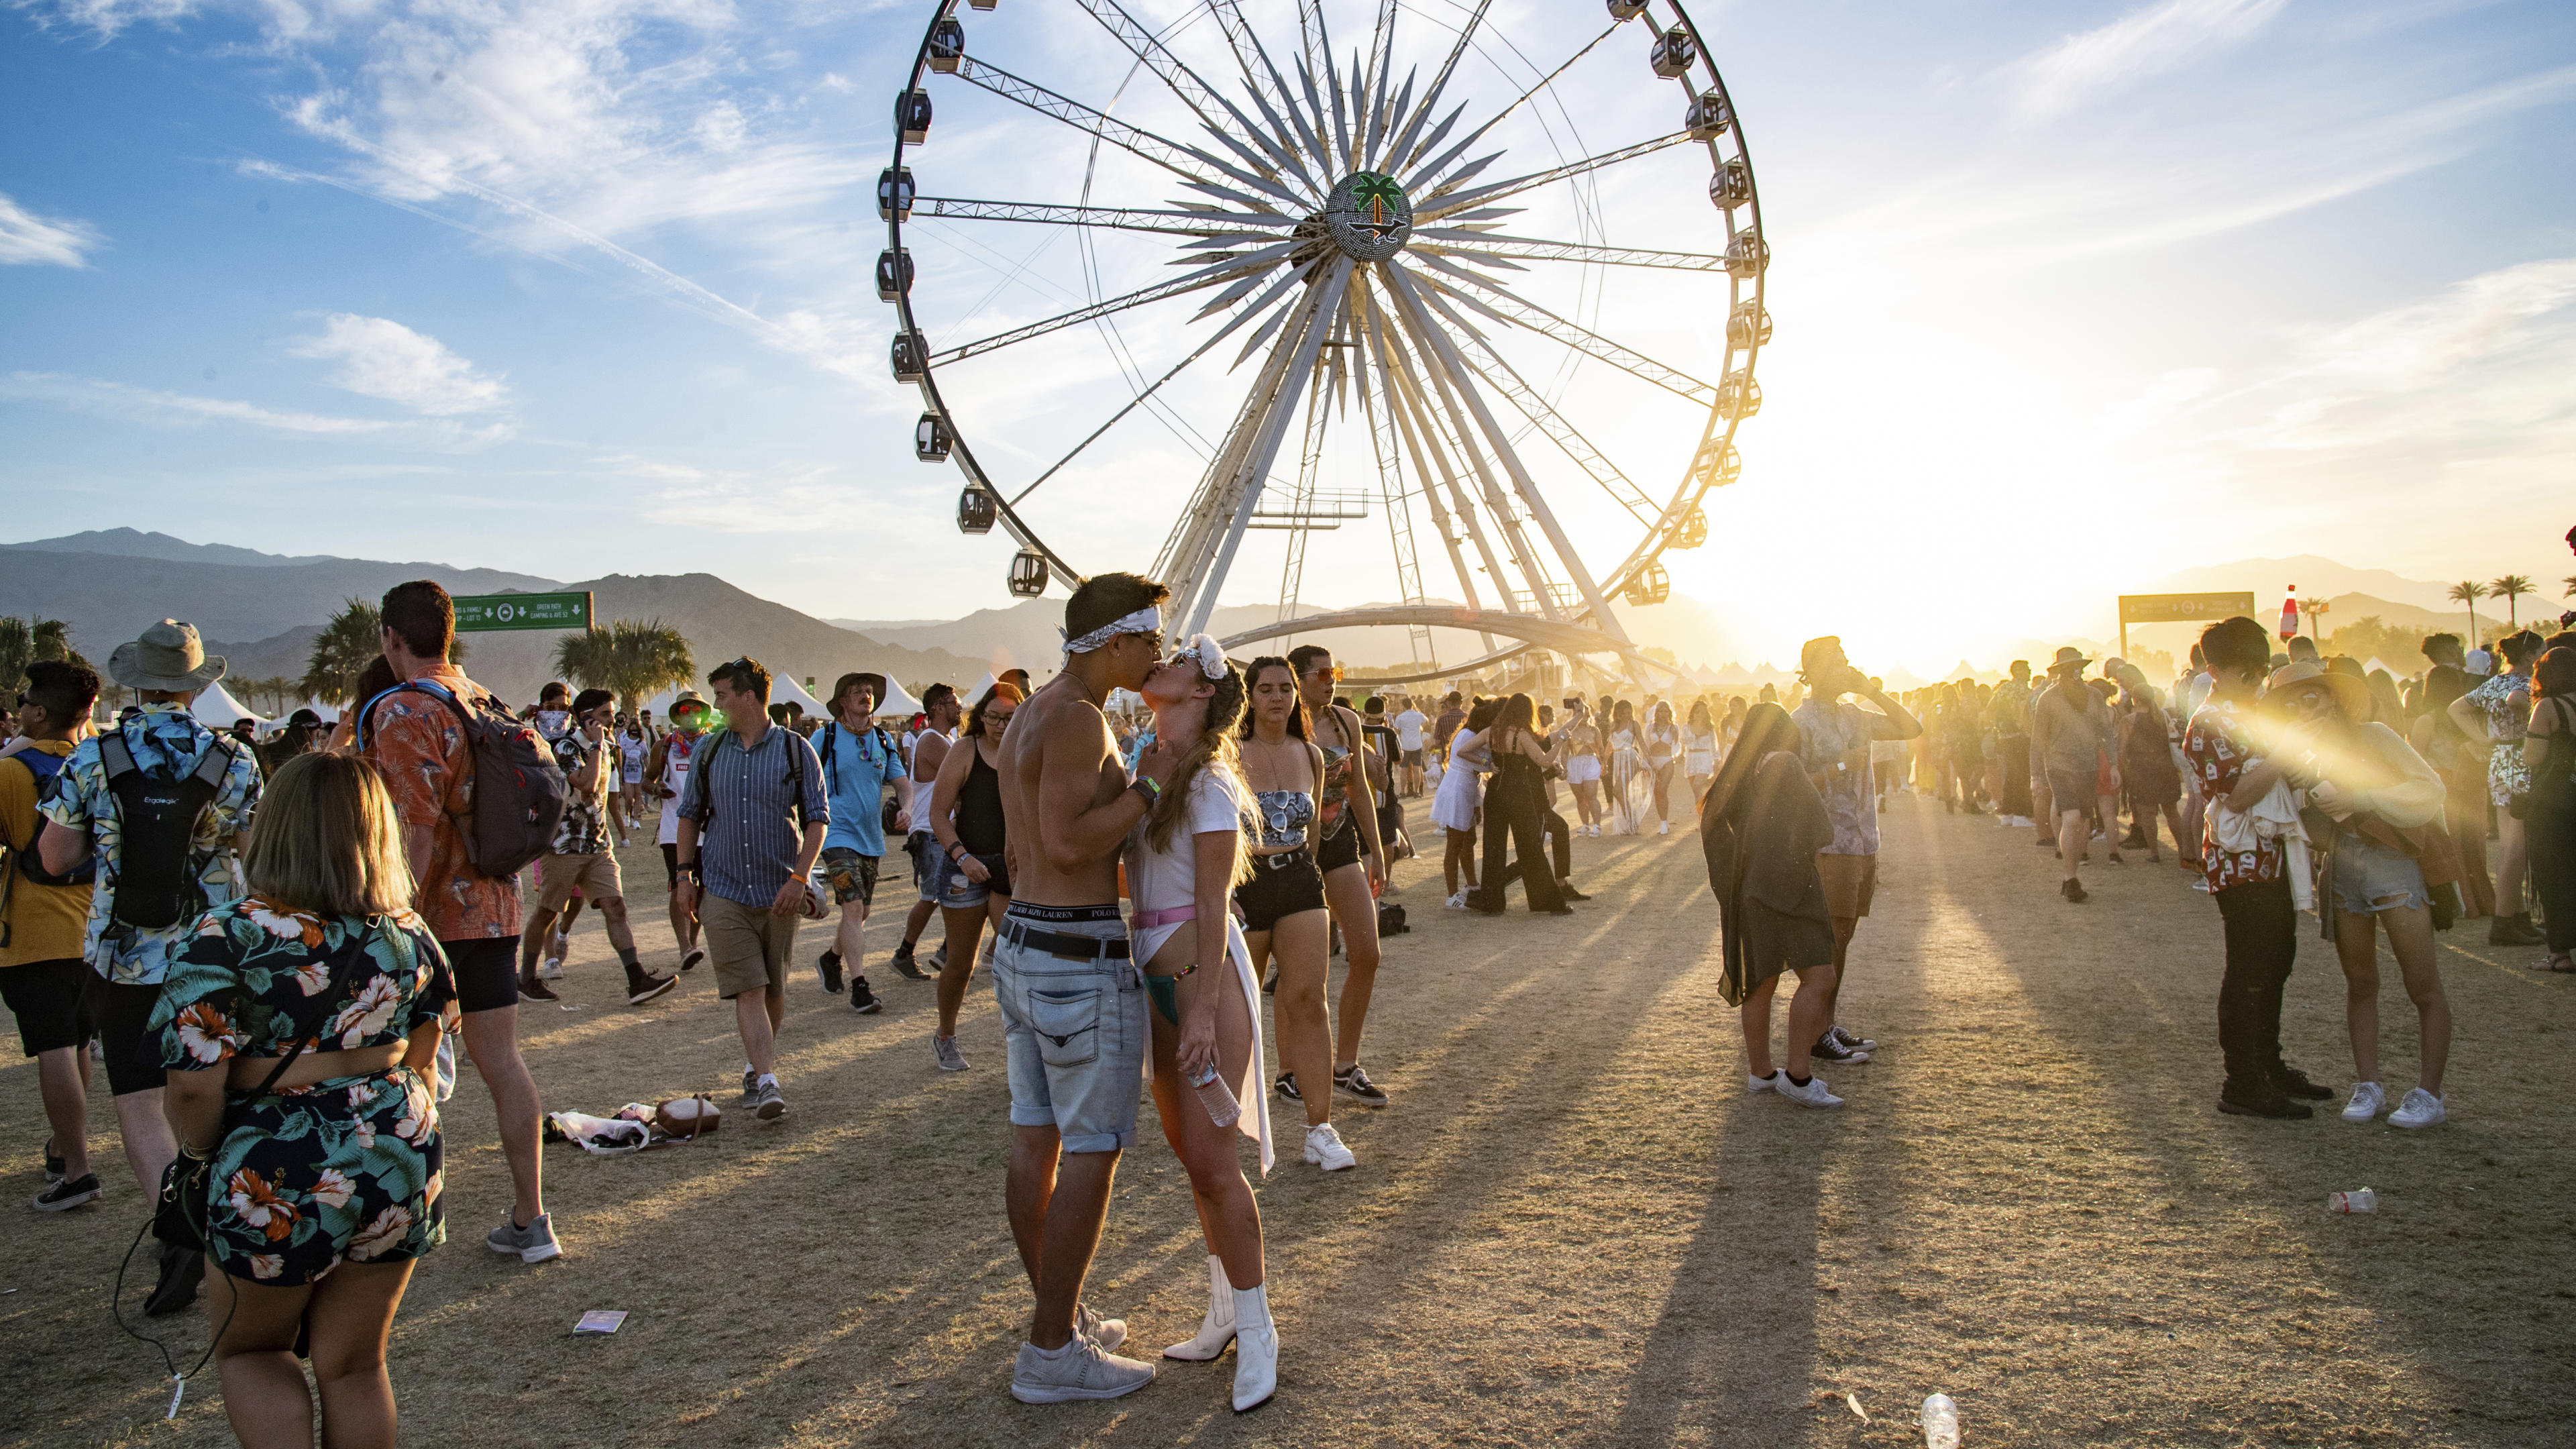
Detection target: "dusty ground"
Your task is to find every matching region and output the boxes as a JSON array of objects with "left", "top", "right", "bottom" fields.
[{"left": 5, "top": 794, "right": 2574, "bottom": 1446}]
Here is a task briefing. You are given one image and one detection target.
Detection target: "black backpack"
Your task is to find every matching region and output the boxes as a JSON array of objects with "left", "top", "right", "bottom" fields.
[
  {"left": 97, "top": 732, "right": 241, "bottom": 931},
  {"left": 362, "top": 681, "right": 568, "bottom": 880},
  {"left": 817, "top": 722, "right": 902, "bottom": 835}
]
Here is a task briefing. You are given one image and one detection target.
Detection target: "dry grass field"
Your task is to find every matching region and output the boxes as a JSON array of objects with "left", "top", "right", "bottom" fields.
[{"left": 5, "top": 794, "right": 2573, "bottom": 1446}]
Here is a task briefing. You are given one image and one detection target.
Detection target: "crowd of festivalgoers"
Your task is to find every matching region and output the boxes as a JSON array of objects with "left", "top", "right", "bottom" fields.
[{"left": 5, "top": 557, "right": 2573, "bottom": 1442}]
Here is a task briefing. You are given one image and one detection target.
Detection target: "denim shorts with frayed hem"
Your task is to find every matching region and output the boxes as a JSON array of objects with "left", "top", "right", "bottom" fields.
[
  {"left": 2331, "top": 833, "right": 2428, "bottom": 916},
  {"left": 991, "top": 907, "right": 1144, "bottom": 1154}
]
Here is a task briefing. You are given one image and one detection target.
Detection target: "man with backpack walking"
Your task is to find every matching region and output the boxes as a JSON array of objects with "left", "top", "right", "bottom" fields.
[
  {"left": 812, "top": 672, "right": 910, "bottom": 1016},
  {"left": 672, "top": 657, "right": 830, "bottom": 1122},
  {"left": 3, "top": 660, "right": 103, "bottom": 1216},
  {"left": 521, "top": 688, "right": 678, "bottom": 1007},
  {"left": 364, "top": 580, "right": 567, "bottom": 1265},
  {"left": 36, "top": 621, "right": 261, "bottom": 1313}
]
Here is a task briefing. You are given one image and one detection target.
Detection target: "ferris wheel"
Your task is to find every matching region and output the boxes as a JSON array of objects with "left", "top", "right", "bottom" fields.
[{"left": 881, "top": 0, "right": 1766, "bottom": 682}]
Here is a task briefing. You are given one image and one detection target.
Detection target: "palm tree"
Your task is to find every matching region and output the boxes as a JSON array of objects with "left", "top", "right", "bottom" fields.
[
  {"left": 2449, "top": 580, "right": 2485, "bottom": 641},
  {"left": 0, "top": 616, "right": 91, "bottom": 704},
  {"left": 2489, "top": 574, "right": 2534, "bottom": 630},
  {"left": 2565, "top": 573, "right": 2576, "bottom": 599},
  {"left": 554, "top": 619, "right": 695, "bottom": 715},
  {"left": 301, "top": 598, "right": 382, "bottom": 707}
]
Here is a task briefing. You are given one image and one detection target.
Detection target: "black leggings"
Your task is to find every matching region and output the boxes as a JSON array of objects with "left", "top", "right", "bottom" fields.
[
  {"left": 1474, "top": 780, "right": 1564, "bottom": 913},
  {"left": 2213, "top": 874, "right": 2296, "bottom": 1087},
  {"left": 2528, "top": 802, "right": 2576, "bottom": 952}
]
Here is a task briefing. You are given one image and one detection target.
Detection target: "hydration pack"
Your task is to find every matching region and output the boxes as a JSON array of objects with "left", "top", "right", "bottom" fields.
[
  {"left": 99, "top": 733, "right": 238, "bottom": 930},
  {"left": 362, "top": 681, "right": 568, "bottom": 880},
  {"left": 8, "top": 748, "right": 96, "bottom": 886}
]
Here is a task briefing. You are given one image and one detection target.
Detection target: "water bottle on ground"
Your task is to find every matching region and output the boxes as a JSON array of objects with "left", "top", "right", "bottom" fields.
[
  {"left": 1188, "top": 1063, "right": 1241, "bottom": 1128},
  {"left": 1921, "top": 1393, "right": 1960, "bottom": 1449},
  {"left": 2329, "top": 1187, "right": 2377, "bottom": 1214}
]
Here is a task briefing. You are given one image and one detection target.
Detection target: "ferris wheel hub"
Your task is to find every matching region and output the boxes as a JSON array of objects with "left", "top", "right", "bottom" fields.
[{"left": 1323, "top": 171, "right": 1413, "bottom": 262}]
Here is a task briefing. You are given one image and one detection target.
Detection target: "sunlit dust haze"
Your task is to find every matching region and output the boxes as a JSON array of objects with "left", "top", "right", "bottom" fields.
[{"left": 3, "top": 0, "right": 2571, "bottom": 682}]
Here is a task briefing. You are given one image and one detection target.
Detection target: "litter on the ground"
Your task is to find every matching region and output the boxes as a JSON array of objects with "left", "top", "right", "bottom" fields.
[
  {"left": 574, "top": 1311, "right": 628, "bottom": 1334},
  {"left": 1845, "top": 1391, "right": 1868, "bottom": 1421},
  {"left": 2328, "top": 1188, "right": 2377, "bottom": 1214}
]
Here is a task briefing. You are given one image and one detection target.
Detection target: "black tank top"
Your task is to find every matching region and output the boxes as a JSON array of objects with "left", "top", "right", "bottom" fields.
[{"left": 957, "top": 746, "right": 1006, "bottom": 855}]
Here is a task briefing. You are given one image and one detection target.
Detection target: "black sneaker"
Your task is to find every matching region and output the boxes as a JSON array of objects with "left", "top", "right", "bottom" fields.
[
  {"left": 2061, "top": 879, "right": 2088, "bottom": 904},
  {"left": 2489, "top": 914, "right": 2546, "bottom": 946},
  {"left": 33, "top": 1172, "right": 100, "bottom": 1212},
  {"left": 518, "top": 975, "right": 560, "bottom": 1002},
  {"left": 1811, "top": 1033, "right": 1871, "bottom": 1065},
  {"left": 42, "top": 1141, "right": 64, "bottom": 1183},
  {"left": 2218, "top": 1082, "right": 2312, "bottom": 1120},
  {"left": 851, "top": 975, "right": 882, "bottom": 1014},
  {"left": 1275, "top": 1071, "right": 1302, "bottom": 1102},
  {"left": 2269, "top": 1063, "right": 2336, "bottom": 1101},
  {"left": 816, "top": 949, "right": 845, "bottom": 995},
  {"left": 626, "top": 971, "right": 678, "bottom": 1006},
  {"left": 145, "top": 1244, "right": 203, "bottom": 1317},
  {"left": 889, "top": 942, "right": 933, "bottom": 982},
  {"left": 1333, "top": 1065, "right": 1389, "bottom": 1107}
]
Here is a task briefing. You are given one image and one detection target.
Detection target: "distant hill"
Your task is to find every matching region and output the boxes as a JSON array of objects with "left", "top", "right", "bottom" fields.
[
  {"left": 2138, "top": 556, "right": 2455, "bottom": 614},
  {"left": 1, "top": 529, "right": 340, "bottom": 569}
]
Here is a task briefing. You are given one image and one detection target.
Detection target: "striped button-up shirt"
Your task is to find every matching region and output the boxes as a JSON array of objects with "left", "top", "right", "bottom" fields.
[{"left": 674, "top": 724, "right": 830, "bottom": 908}]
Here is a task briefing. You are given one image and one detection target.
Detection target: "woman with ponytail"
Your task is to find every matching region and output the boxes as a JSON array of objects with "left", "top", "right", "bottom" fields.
[{"left": 1126, "top": 635, "right": 1278, "bottom": 1412}]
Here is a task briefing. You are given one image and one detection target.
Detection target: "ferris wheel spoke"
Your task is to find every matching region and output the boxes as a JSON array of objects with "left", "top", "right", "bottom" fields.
[
  {"left": 1360, "top": 0, "right": 1399, "bottom": 162},
  {"left": 1008, "top": 325, "right": 1238, "bottom": 506},
  {"left": 1199, "top": 6, "right": 1327, "bottom": 195},
  {"left": 1326, "top": 51, "right": 1356, "bottom": 172},
  {"left": 1414, "top": 131, "right": 1691, "bottom": 218},
  {"left": 1404, "top": 262, "right": 1717, "bottom": 407},
  {"left": 1366, "top": 295, "right": 1508, "bottom": 618},
  {"left": 1382, "top": 264, "right": 1634, "bottom": 638},
  {"left": 1409, "top": 284, "right": 1658, "bottom": 524},
  {"left": 1071, "top": 0, "right": 1252, "bottom": 147},
  {"left": 1292, "top": 57, "right": 1340, "bottom": 174},
  {"left": 932, "top": 255, "right": 1282, "bottom": 366},
  {"left": 949, "top": 56, "right": 1299, "bottom": 207},
  {"left": 916, "top": 196, "right": 1292, "bottom": 237},
  {"left": 1401, "top": 22, "right": 1621, "bottom": 178},
  {"left": 1409, "top": 231, "right": 1727, "bottom": 272},
  {"left": 1383, "top": 0, "right": 1494, "bottom": 164}
]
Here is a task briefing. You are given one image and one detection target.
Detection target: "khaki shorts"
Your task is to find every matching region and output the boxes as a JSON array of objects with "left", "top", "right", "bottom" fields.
[
  {"left": 700, "top": 892, "right": 800, "bottom": 999},
  {"left": 1817, "top": 852, "right": 1877, "bottom": 920},
  {"left": 533, "top": 852, "right": 622, "bottom": 912}
]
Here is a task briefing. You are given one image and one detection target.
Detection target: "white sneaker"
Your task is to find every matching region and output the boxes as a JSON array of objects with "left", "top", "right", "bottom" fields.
[
  {"left": 2341, "top": 1081, "right": 2384, "bottom": 1123},
  {"left": 1746, "top": 1071, "right": 1777, "bottom": 1093},
  {"left": 1303, "top": 1122, "right": 1356, "bottom": 1171},
  {"left": 1658, "top": 820, "right": 1671, "bottom": 836},
  {"left": 1010, "top": 1338, "right": 1157, "bottom": 1403},
  {"left": 1776, "top": 1074, "right": 1844, "bottom": 1108},
  {"left": 539, "top": 955, "right": 564, "bottom": 981},
  {"left": 2387, "top": 1087, "right": 2445, "bottom": 1129},
  {"left": 1073, "top": 1302, "right": 1126, "bottom": 1353},
  {"left": 1445, "top": 891, "right": 1470, "bottom": 910},
  {"left": 932, "top": 1033, "right": 969, "bottom": 1072}
]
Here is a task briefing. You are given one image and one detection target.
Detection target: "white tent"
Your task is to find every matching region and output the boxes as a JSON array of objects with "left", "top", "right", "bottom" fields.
[
  {"left": 773, "top": 675, "right": 828, "bottom": 717},
  {"left": 191, "top": 680, "right": 266, "bottom": 729},
  {"left": 874, "top": 676, "right": 923, "bottom": 718}
]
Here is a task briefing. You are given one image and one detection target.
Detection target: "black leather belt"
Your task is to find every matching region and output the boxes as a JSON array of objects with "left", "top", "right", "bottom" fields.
[
  {"left": 999, "top": 918, "right": 1132, "bottom": 960},
  {"left": 1250, "top": 847, "right": 1313, "bottom": 873}
]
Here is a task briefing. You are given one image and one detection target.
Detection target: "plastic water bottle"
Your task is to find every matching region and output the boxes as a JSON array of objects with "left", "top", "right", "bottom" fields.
[
  {"left": 1188, "top": 1063, "right": 1241, "bottom": 1128},
  {"left": 1921, "top": 1393, "right": 1960, "bottom": 1449},
  {"left": 2329, "top": 1187, "right": 2377, "bottom": 1214}
]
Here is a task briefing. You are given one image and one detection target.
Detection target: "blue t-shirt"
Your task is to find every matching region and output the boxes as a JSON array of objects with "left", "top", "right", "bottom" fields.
[{"left": 815, "top": 721, "right": 906, "bottom": 857}]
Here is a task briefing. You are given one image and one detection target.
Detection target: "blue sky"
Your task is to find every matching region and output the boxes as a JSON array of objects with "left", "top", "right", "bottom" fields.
[{"left": 4, "top": 0, "right": 2572, "bottom": 674}]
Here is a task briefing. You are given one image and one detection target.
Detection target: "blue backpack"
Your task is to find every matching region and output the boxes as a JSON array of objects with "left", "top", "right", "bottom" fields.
[{"left": 9, "top": 747, "right": 97, "bottom": 887}]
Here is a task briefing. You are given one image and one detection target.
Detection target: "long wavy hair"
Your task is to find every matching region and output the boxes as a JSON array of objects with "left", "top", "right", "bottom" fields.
[
  {"left": 1238, "top": 655, "right": 1310, "bottom": 741},
  {"left": 1148, "top": 659, "right": 1252, "bottom": 880}
]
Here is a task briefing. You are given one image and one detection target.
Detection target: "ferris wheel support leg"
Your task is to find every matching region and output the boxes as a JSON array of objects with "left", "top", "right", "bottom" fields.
[
  {"left": 1371, "top": 301, "right": 1514, "bottom": 633},
  {"left": 1381, "top": 266, "right": 1635, "bottom": 647},
  {"left": 1179, "top": 260, "right": 1355, "bottom": 637}
]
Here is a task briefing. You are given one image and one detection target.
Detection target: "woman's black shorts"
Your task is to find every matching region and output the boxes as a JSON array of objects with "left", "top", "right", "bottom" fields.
[
  {"left": 1234, "top": 849, "right": 1326, "bottom": 933},
  {"left": 1316, "top": 820, "right": 1362, "bottom": 874}
]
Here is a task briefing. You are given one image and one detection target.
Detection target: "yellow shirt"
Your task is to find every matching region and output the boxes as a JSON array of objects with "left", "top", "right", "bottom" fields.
[{"left": 1, "top": 740, "right": 93, "bottom": 967}]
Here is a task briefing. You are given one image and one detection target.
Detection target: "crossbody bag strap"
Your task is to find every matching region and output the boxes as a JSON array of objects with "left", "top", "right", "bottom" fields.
[{"left": 242, "top": 922, "right": 378, "bottom": 1100}]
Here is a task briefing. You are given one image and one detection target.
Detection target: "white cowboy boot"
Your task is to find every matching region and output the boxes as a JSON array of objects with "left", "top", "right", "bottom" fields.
[
  {"left": 1230, "top": 1283, "right": 1277, "bottom": 1412},
  {"left": 1162, "top": 1255, "right": 1235, "bottom": 1360}
]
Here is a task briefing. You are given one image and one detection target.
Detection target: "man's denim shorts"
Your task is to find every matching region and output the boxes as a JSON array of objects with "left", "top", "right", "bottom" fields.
[
  {"left": 991, "top": 907, "right": 1145, "bottom": 1153},
  {"left": 2331, "top": 832, "right": 2428, "bottom": 916}
]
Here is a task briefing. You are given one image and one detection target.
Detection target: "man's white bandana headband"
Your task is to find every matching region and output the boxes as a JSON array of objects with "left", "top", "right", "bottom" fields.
[
  {"left": 1177, "top": 633, "right": 1228, "bottom": 680},
  {"left": 1061, "top": 606, "right": 1162, "bottom": 657}
]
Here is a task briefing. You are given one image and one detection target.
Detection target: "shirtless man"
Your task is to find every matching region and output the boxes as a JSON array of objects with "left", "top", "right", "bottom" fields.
[
  {"left": 993, "top": 574, "right": 1177, "bottom": 1404},
  {"left": 889, "top": 684, "right": 960, "bottom": 981}
]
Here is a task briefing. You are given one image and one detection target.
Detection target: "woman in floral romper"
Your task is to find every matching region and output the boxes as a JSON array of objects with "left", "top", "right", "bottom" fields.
[{"left": 154, "top": 751, "right": 454, "bottom": 1449}]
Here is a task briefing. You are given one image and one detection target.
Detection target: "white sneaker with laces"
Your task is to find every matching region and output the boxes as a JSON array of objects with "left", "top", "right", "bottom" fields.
[
  {"left": 1746, "top": 1071, "right": 1777, "bottom": 1093},
  {"left": 1073, "top": 1302, "right": 1126, "bottom": 1352},
  {"left": 1775, "top": 1074, "right": 1844, "bottom": 1109},
  {"left": 2341, "top": 1081, "right": 2385, "bottom": 1123},
  {"left": 1303, "top": 1122, "right": 1356, "bottom": 1171},
  {"left": 2388, "top": 1087, "right": 2445, "bottom": 1128},
  {"left": 1445, "top": 891, "right": 1470, "bottom": 910},
  {"left": 932, "top": 1034, "right": 969, "bottom": 1071},
  {"left": 1010, "top": 1338, "right": 1157, "bottom": 1404},
  {"left": 539, "top": 956, "right": 565, "bottom": 981}
]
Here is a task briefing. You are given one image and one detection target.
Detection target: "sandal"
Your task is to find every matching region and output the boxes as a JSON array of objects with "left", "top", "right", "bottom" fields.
[{"left": 2546, "top": 954, "right": 2575, "bottom": 974}]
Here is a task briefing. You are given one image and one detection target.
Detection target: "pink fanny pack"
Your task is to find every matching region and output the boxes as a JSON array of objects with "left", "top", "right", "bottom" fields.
[{"left": 1129, "top": 904, "right": 1196, "bottom": 929}]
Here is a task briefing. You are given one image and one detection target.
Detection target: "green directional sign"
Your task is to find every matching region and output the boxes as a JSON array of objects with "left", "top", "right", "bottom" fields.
[{"left": 451, "top": 591, "right": 594, "bottom": 633}]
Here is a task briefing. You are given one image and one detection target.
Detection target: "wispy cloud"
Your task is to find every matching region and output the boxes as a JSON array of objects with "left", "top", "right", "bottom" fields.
[
  {"left": 2010, "top": 0, "right": 2290, "bottom": 121},
  {"left": 13, "top": 0, "right": 197, "bottom": 40},
  {"left": 594, "top": 451, "right": 879, "bottom": 532},
  {"left": 0, "top": 191, "right": 105, "bottom": 267},
  {"left": 288, "top": 314, "right": 509, "bottom": 415},
  {"left": 0, "top": 371, "right": 515, "bottom": 447}
]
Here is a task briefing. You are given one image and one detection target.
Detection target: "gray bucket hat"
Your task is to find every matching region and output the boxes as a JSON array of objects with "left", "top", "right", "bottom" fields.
[{"left": 107, "top": 619, "right": 228, "bottom": 692}]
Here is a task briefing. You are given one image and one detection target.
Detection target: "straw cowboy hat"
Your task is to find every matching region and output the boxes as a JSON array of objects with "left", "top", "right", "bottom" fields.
[
  {"left": 2046, "top": 645, "right": 2092, "bottom": 675},
  {"left": 107, "top": 619, "right": 228, "bottom": 693},
  {"left": 2265, "top": 660, "right": 2371, "bottom": 718}
]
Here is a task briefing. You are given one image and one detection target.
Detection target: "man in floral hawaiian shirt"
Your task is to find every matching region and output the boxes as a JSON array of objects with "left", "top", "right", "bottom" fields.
[
  {"left": 364, "top": 580, "right": 559, "bottom": 1265},
  {"left": 2184, "top": 614, "right": 2334, "bottom": 1120},
  {"left": 38, "top": 619, "right": 260, "bottom": 1312}
]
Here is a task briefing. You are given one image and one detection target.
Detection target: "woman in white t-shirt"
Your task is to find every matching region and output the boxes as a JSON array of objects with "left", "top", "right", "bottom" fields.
[
  {"left": 1125, "top": 634, "right": 1278, "bottom": 1413},
  {"left": 1683, "top": 697, "right": 1721, "bottom": 811}
]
